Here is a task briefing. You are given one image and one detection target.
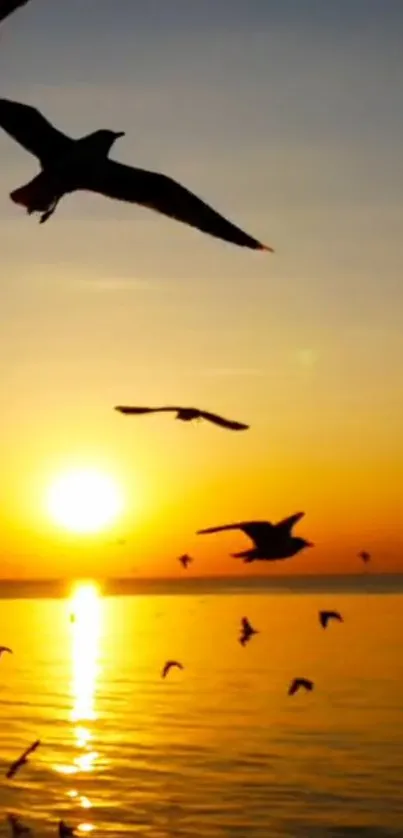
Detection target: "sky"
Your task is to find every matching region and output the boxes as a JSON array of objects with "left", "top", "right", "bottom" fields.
[{"left": 0, "top": 0, "right": 402, "bottom": 578}]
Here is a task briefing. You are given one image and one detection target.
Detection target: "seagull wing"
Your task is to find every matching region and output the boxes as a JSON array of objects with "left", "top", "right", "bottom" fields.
[
  {"left": 0, "top": 646, "right": 12, "bottom": 654},
  {"left": 114, "top": 405, "right": 180, "bottom": 415},
  {"left": 0, "top": 0, "right": 30, "bottom": 24},
  {"left": 162, "top": 660, "right": 183, "bottom": 678},
  {"left": 19, "top": 739, "right": 40, "bottom": 761},
  {"left": 0, "top": 99, "right": 72, "bottom": 165},
  {"left": 274, "top": 512, "right": 305, "bottom": 534},
  {"left": 82, "top": 160, "right": 273, "bottom": 252},
  {"left": 197, "top": 521, "right": 273, "bottom": 547},
  {"left": 241, "top": 617, "right": 252, "bottom": 632},
  {"left": 198, "top": 410, "right": 249, "bottom": 431}
]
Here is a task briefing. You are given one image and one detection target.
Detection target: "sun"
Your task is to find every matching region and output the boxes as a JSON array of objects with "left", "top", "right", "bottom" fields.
[{"left": 46, "top": 468, "right": 123, "bottom": 534}]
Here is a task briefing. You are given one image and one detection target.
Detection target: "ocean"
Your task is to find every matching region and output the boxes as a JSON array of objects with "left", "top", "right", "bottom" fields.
[{"left": 0, "top": 575, "right": 403, "bottom": 837}]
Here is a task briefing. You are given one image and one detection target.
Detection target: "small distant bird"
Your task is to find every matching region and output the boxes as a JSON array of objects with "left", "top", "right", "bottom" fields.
[
  {"left": 0, "top": 645, "right": 12, "bottom": 657},
  {"left": 0, "top": 98, "right": 273, "bottom": 251},
  {"left": 59, "top": 823, "right": 75, "bottom": 838},
  {"left": 7, "top": 814, "right": 31, "bottom": 837},
  {"left": 115, "top": 405, "right": 249, "bottom": 431},
  {"left": 0, "top": 0, "right": 30, "bottom": 25},
  {"left": 358, "top": 550, "right": 371, "bottom": 564},
  {"left": 178, "top": 554, "right": 193, "bottom": 569},
  {"left": 288, "top": 678, "right": 314, "bottom": 696},
  {"left": 161, "top": 660, "right": 183, "bottom": 679},
  {"left": 239, "top": 617, "right": 258, "bottom": 646},
  {"left": 319, "top": 610, "right": 343, "bottom": 629},
  {"left": 6, "top": 739, "right": 40, "bottom": 779},
  {"left": 198, "top": 512, "right": 312, "bottom": 562}
]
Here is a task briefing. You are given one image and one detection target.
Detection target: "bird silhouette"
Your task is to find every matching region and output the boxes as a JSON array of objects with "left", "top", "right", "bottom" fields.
[
  {"left": 198, "top": 513, "right": 312, "bottom": 561},
  {"left": 161, "top": 660, "right": 183, "bottom": 679},
  {"left": 319, "top": 610, "right": 343, "bottom": 629},
  {"left": 239, "top": 616, "right": 258, "bottom": 646},
  {"left": 358, "top": 550, "right": 370, "bottom": 564},
  {"left": 178, "top": 554, "right": 193, "bottom": 569},
  {"left": 7, "top": 815, "right": 31, "bottom": 837},
  {"left": 115, "top": 405, "right": 249, "bottom": 430},
  {"left": 6, "top": 739, "right": 40, "bottom": 779},
  {"left": 59, "top": 823, "right": 75, "bottom": 838},
  {"left": 0, "top": 645, "right": 12, "bottom": 657},
  {"left": 288, "top": 678, "right": 314, "bottom": 696},
  {"left": 0, "top": 98, "right": 273, "bottom": 251},
  {"left": 0, "top": 0, "right": 30, "bottom": 25}
]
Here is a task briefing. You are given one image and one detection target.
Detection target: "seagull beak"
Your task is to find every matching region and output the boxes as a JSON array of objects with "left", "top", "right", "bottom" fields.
[{"left": 306, "top": 541, "right": 314, "bottom": 548}]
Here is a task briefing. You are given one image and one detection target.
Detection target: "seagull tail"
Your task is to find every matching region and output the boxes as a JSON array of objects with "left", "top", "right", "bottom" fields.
[
  {"left": 10, "top": 174, "right": 56, "bottom": 215},
  {"left": 232, "top": 550, "right": 255, "bottom": 563}
]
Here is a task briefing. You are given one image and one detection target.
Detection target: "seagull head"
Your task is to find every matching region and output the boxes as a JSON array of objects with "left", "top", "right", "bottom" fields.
[
  {"left": 90, "top": 129, "right": 125, "bottom": 156},
  {"left": 293, "top": 537, "right": 314, "bottom": 554}
]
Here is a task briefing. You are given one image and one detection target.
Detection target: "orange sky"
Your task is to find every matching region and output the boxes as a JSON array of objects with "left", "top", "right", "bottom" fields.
[{"left": 0, "top": 1, "right": 402, "bottom": 578}]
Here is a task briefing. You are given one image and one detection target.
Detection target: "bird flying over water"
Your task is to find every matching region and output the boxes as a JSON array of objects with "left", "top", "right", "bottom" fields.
[
  {"left": 358, "top": 550, "right": 370, "bottom": 564},
  {"left": 7, "top": 814, "right": 31, "bottom": 837},
  {"left": 0, "top": 0, "right": 30, "bottom": 25},
  {"left": 178, "top": 554, "right": 193, "bottom": 569},
  {"left": 0, "top": 645, "right": 12, "bottom": 657},
  {"left": 288, "top": 678, "right": 314, "bottom": 696},
  {"left": 239, "top": 616, "right": 258, "bottom": 646},
  {"left": 162, "top": 660, "right": 183, "bottom": 679},
  {"left": 0, "top": 98, "right": 273, "bottom": 251},
  {"left": 198, "top": 513, "right": 312, "bottom": 562},
  {"left": 6, "top": 739, "right": 40, "bottom": 779},
  {"left": 115, "top": 405, "right": 249, "bottom": 430},
  {"left": 59, "top": 822, "right": 75, "bottom": 838},
  {"left": 319, "top": 610, "right": 343, "bottom": 629}
]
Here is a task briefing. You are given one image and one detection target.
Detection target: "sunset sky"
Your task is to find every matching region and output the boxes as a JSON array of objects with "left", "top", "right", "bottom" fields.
[{"left": 0, "top": 0, "right": 402, "bottom": 578}]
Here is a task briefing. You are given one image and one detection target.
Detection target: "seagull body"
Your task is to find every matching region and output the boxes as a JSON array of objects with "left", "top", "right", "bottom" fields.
[
  {"left": 115, "top": 405, "right": 249, "bottom": 430},
  {"left": 288, "top": 678, "right": 314, "bottom": 696},
  {"left": 161, "top": 660, "right": 183, "bottom": 679},
  {"left": 0, "top": 0, "right": 30, "bottom": 24},
  {"left": 198, "top": 513, "right": 312, "bottom": 562},
  {"left": 239, "top": 616, "right": 258, "bottom": 646},
  {"left": 358, "top": 550, "right": 370, "bottom": 563},
  {"left": 6, "top": 739, "right": 40, "bottom": 779},
  {"left": 178, "top": 554, "right": 193, "bottom": 569},
  {"left": 319, "top": 610, "right": 343, "bottom": 629},
  {"left": 7, "top": 815, "right": 32, "bottom": 837},
  {"left": 59, "top": 822, "right": 75, "bottom": 838},
  {"left": 0, "top": 645, "right": 12, "bottom": 657},
  {"left": 0, "top": 98, "right": 273, "bottom": 251}
]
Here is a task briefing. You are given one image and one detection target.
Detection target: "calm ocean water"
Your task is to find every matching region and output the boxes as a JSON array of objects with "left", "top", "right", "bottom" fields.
[{"left": 0, "top": 575, "right": 403, "bottom": 837}]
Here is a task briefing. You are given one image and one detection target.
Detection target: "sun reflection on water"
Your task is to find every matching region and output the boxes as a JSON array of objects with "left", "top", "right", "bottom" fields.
[{"left": 58, "top": 582, "right": 102, "bottom": 831}]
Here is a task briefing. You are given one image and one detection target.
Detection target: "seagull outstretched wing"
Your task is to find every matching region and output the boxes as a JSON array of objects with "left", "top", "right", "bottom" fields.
[
  {"left": 6, "top": 739, "right": 40, "bottom": 779},
  {"left": 288, "top": 678, "right": 314, "bottom": 696},
  {"left": 83, "top": 161, "right": 273, "bottom": 252},
  {"left": 198, "top": 521, "right": 273, "bottom": 546},
  {"left": 0, "top": 99, "right": 72, "bottom": 165},
  {"left": 196, "top": 410, "right": 249, "bottom": 431},
  {"left": 161, "top": 660, "right": 183, "bottom": 679},
  {"left": 0, "top": 645, "right": 12, "bottom": 656},
  {"left": 0, "top": 1, "right": 31, "bottom": 25},
  {"left": 319, "top": 610, "right": 343, "bottom": 629},
  {"left": 274, "top": 512, "right": 305, "bottom": 534}
]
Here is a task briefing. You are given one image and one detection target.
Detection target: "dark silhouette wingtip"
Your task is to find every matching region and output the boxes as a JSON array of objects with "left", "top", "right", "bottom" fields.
[{"left": 260, "top": 243, "right": 274, "bottom": 253}]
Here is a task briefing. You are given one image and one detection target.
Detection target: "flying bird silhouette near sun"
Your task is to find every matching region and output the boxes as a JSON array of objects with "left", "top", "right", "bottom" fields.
[
  {"left": 161, "top": 660, "right": 184, "bottom": 679},
  {"left": 0, "top": 0, "right": 30, "bottom": 25},
  {"left": 239, "top": 617, "right": 258, "bottom": 646},
  {"left": 0, "top": 646, "right": 12, "bottom": 658},
  {"left": 198, "top": 512, "right": 312, "bottom": 562},
  {"left": 358, "top": 550, "right": 371, "bottom": 564},
  {"left": 288, "top": 678, "right": 314, "bottom": 696},
  {"left": 0, "top": 98, "right": 273, "bottom": 251},
  {"left": 115, "top": 405, "right": 249, "bottom": 430},
  {"left": 6, "top": 739, "right": 40, "bottom": 779},
  {"left": 178, "top": 554, "right": 193, "bottom": 569},
  {"left": 319, "top": 610, "right": 343, "bottom": 629}
]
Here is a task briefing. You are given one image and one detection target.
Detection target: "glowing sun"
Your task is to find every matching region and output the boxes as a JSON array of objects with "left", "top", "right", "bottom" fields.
[{"left": 47, "top": 468, "right": 122, "bottom": 534}]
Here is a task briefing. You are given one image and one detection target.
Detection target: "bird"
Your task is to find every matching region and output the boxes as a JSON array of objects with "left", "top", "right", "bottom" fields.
[
  {"left": 6, "top": 739, "right": 40, "bottom": 779},
  {"left": 0, "top": 0, "right": 30, "bottom": 25},
  {"left": 358, "top": 550, "right": 370, "bottom": 564},
  {"left": 114, "top": 405, "right": 249, "bottom": 430},
  {"left": 0, "top": 98, "right": 273, "bottom": 251},
  {"left": 7, "top": 815, "right": 32, "bottom": 837},
  {"left": 319, "top": 610, "right": 343, "bottom": 629},
  {"left": 197, "top": 513, "right": 313, "bottom": 562},
  {"left": 288, "top": 678, "right": 314, "bottom": 696},
  {"left": 178, "top": 554, "right": 193, "bottom": 569},
  {"left": 239, "top": 616, "right": 258, "bottom": 646},
  {"left": 59, "top": 823, "right": 75, "bottom": 838},
  {"left": 0, "top": 645, "right": 12, "bottom": 657},
  {"left": 161, "top": 660, "right": 183, "bottom": 679}
]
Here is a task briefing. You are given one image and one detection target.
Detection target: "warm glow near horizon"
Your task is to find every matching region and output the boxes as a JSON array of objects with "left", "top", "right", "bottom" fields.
[{"left": 46, "top": 469, "right": 123, "bottom": 534}]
